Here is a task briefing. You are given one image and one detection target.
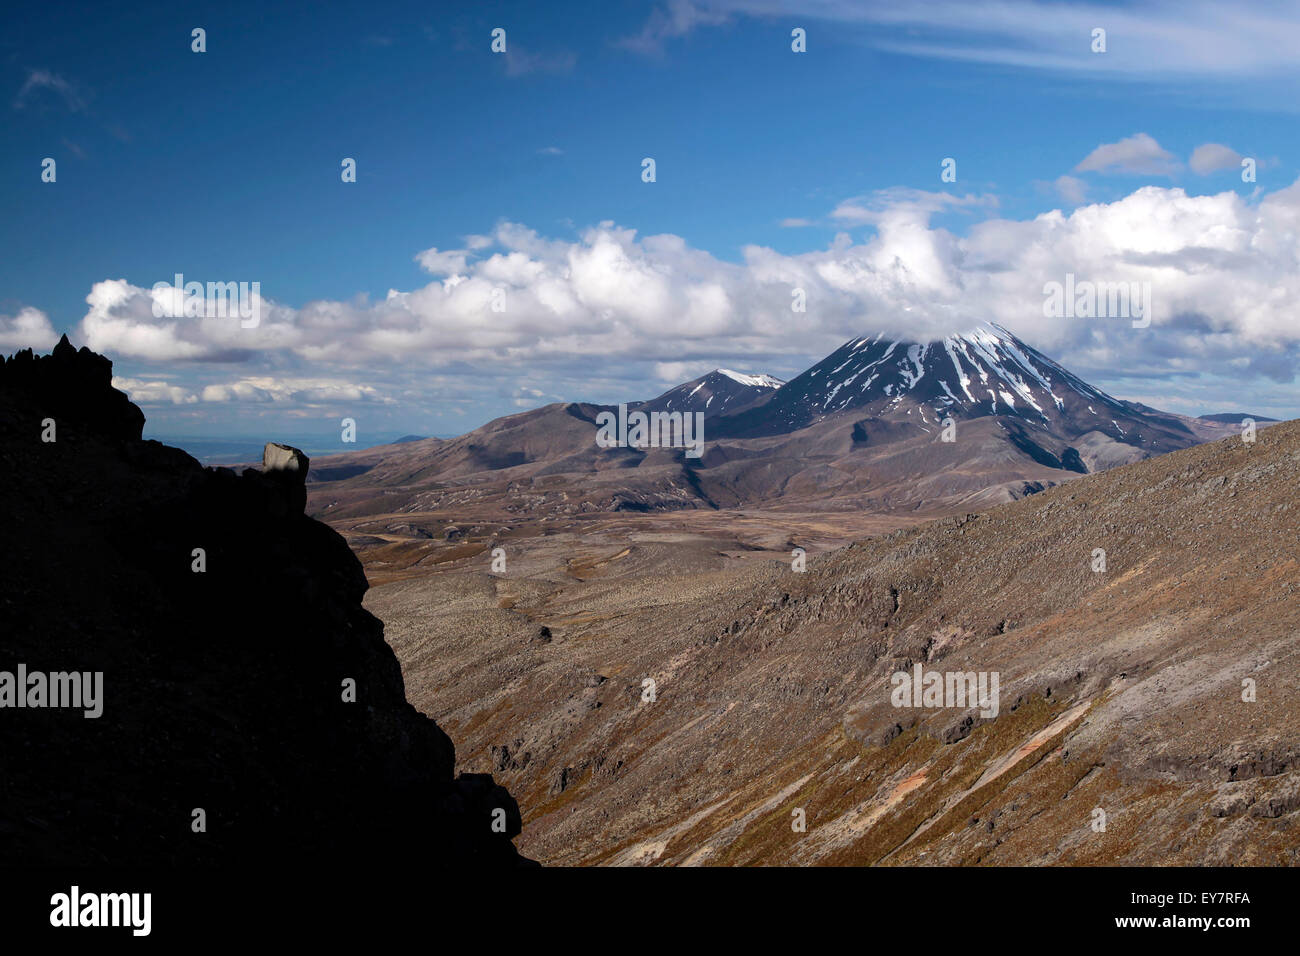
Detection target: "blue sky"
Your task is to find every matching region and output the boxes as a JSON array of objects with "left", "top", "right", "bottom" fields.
[{"left": 4, "top": 0, "right": 1300, "bottom": 447}]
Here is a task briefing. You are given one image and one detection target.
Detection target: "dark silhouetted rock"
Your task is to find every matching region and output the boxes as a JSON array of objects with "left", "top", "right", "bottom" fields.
[
  {"left": 0, "top": 340, "right": 533, "bottom": 867},
  {"left": 0, "top": 333, "right": 144, "bottom": 444}
]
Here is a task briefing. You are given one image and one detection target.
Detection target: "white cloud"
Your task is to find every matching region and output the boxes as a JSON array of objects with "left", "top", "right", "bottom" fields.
[
  {"left": 1054, "top": 175, "right": 1088, "bottom": 205},
  {"left": 1075, "top": 133, "right": 1180, "bottom": 176},
  {"left": 64, "top": 179, "right": 1300, "bottom": 420},
  {"left": 112, "top": 376, "right": 199, "bottom": 405},
  {"left": 80, "top": 278, "right": 288, "bottom": 362},
  {"left": 629, "top": 1, "right": 1300, "bottom": 79},
  {"left": 414, "top": 247, "right": 470, "bottom": 276},
  {"left": 111, "top": 375, "right": 393, "bottom": 407},
  {"left": 0, "top": 307, "right": 59, "bottom": 350},
  {"left": 200, "top": 382, "right": 274, "bottom": 403},
  {"left": 1189, "top": 142, "right": 1244, "bottom": 174},
  {"left": 652, "top": 360, "right": 715, "bottom": 384},
  {"left": 510, "top": 385, "right": 550, "bottom": 408}
]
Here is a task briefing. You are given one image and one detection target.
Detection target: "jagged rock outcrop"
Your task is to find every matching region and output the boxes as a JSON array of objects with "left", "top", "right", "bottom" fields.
[
  {"left": 0, "top": 334, "right": 144, "bottom": 443},
  {"left": 263, "top": 441, "right": 310, "bottom": 477},
  {"left": 262, "top": 442, "right": 311, "bottom": 514},
  {"left": 0, "top": 337, "right": 532, "bottom": 866}
]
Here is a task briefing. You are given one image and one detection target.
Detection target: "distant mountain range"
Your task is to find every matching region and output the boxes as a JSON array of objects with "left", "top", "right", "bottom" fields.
[
  {"left": 306, "top": 324, "right": 1268, "bottom": 519},
  {"left": 164, "top": 433, "right": 435, "bottom": 465},
  {"left": 1196, "top": 413, "right": 1279, "bottom": 424}
]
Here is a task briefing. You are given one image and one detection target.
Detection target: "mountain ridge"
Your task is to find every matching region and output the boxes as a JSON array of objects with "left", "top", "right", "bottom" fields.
[{"left": 305, "top": 324, "right": 1243, "bottom": 519}]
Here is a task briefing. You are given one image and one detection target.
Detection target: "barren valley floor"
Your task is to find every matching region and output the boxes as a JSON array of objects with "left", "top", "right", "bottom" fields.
[{"left": 318, "top": 424, "right": 1300, "bottom": 866}]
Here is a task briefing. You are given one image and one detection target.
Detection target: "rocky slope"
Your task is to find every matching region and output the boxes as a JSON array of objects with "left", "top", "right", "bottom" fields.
[
  {"left": 365, "top": 414, "right": 1300, "bottom": 865},
  {"left": 0, "top": 337, "right": 530, "bottom": 866}
]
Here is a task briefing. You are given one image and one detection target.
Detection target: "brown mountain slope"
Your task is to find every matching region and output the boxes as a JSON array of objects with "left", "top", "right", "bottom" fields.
[
  {"left": 305, "top": 329, "right": 1248, "bottom": 523},
  {"left": 309, "top": 405, "right": 1224, "bottom": 526},
  {"left": 366, "top": 417, "right": 1300, "bottom": 865}
]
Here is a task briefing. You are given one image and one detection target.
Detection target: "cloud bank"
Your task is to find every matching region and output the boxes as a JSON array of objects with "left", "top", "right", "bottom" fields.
[
  {"left": 9, "top": 178, "right": 1300, "bottom": 423},
  {"left": 0, "top": 307, "right": 59, "bottom": 350}
]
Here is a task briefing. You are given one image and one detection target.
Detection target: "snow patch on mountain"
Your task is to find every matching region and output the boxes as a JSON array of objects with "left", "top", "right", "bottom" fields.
[{"left": 716, "top": 369, "right": 785, "bottom": 389}]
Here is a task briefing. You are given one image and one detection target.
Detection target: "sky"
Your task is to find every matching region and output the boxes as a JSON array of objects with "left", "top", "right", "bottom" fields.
[{"left": 4, "top": 0, "right": 1300, "bottom": 449}]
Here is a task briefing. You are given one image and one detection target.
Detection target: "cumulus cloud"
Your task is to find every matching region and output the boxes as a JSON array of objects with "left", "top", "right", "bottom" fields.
[
  {"left": 111, "top": 377, "right": 199, "bottom": 405},
  {"left": 80, "top": 279, "right": 283, "bottom": 362},
  {"left": 110, "top": 374, "right": 393, "bottom": 407},
  {"left": 60, "top": 179, "right": 1300, "bottom": 421},
  {"left": 200, "top": 378, "right": 392, "bottom": 404},
  {"left": 0, "top": 307, "right": 59, "bottom": 350},
  {"left": 1189, "top": 142, "right": 1244, "bottom": 175},
  {"left": 1075, "top": 133, "right": 1179, "bottom": 176},
  {"left": 414, "top": 247, "right": 471, "bottom": 276}
]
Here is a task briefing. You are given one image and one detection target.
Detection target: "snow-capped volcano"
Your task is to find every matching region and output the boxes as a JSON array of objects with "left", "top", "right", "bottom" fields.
[
  {"left": 718, "top": 323, "right": 1195, "bottom": 454},
  {"left": 309, "top": 322, "right": 1241, "bottom": 513},
  {"left": 637, "top": 367, "right": 785, "bottom": 418},
  {"left": 787, "top": 324, "right": 1120, "bottom": 423}
]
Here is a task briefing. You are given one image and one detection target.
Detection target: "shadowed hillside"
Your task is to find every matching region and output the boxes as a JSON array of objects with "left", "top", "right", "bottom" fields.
[{"left": 0, "top": 338, "right": 530, "bottom": 866}]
